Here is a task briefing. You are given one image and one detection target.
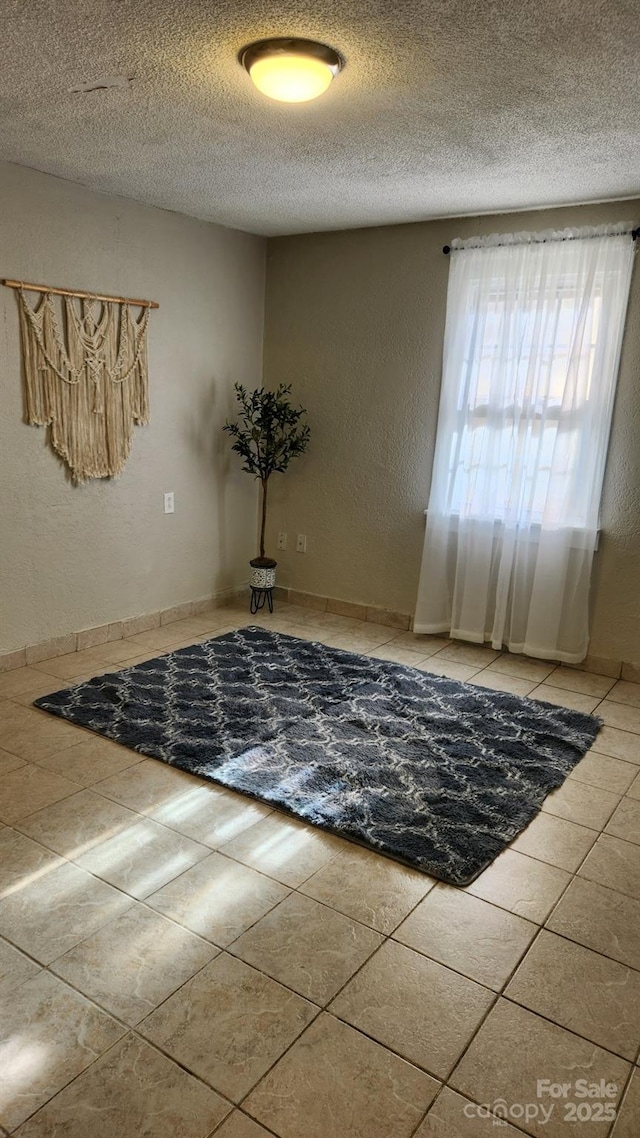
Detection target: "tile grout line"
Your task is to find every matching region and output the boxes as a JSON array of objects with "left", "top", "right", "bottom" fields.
[
  {"left": 1, "top": 626, "right": 640, "bottom": 1133},
  {"left": 49, "top": 865, "right": 640, "bottom": 1123},
  {"left": 364, "top": 748, "right": 640, "bottom": 1127},
  {"left": 6, "top": 803, "right": 640, "bottom": 1025},
  {"left": 12, "top": 1011, "right": 239, "bottom": 1136},
  {"left": 1, "top": 896, "right": 637, "bottom": 1131},
  {"left": 4, "top": 818, "right": 345, "bottom": 1124},
  {"left": 0, "top": 834, "right": 583, "bottom": 1134},
  {"left": 209, "top": 1107, "right": 283, "bottom": 1138},
  {"left": 11, "top": 771, "right": 634, "bottom": 927},
  {"left": 3, "top": 770, "right": 640, "bottom": 971}
]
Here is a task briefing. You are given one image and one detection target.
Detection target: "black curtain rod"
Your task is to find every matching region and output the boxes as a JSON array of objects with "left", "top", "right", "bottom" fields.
[{"left": 442, "top": 228, "right": 640, "bottom": 254}]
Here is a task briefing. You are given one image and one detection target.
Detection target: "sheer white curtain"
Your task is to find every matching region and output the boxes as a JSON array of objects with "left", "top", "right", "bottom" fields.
[{"left": 415, "top": 225, "right": 635, "bottom": 663}]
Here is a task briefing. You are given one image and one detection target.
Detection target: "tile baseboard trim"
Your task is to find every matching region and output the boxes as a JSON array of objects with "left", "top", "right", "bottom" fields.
[
  {"left": 2, "top": 582, "right": 636, "bottom": 681},
  {"left": 274, "top": 586, "right": 636, "bottom": 678},
  {"left": 278, "top": 587, "right": 411, "bottom": 631},
  {"left": 0, "top": 583, "right": 248, "bottom": 673}
]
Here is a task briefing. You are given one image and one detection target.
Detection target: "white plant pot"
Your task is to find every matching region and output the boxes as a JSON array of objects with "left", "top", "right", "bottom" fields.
[{"left": 250, "top": 558, "right": 277, "bottom": 588}]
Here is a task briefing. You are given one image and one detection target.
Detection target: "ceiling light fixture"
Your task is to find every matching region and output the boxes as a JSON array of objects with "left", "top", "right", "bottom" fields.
[{"left": 240, "top": 38, "right": 343, "bottom": 103}]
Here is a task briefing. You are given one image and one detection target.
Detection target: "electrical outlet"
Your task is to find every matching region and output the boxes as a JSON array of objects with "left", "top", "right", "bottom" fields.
[
  {"left": 277, "top": 532, "right": 287, "bottom": 550},
  {"left": 296, "top": 534, "right": 307, "bottom": 553},
  {"left": 164, "top": 492, "right": 175, "bottom": 514}
]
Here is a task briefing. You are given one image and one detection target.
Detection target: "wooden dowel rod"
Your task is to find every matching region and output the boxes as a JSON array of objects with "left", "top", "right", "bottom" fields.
[{"left": 1, "top": 278, "right": 159, "bottom": 309}]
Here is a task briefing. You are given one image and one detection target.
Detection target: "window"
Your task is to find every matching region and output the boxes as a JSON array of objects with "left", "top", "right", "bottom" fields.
[
  {"left": 448, "top": 272, "right": 605, "bottom": 525},
  {"left": 415, "top": 226, "right": 634, "bottom": 661}
]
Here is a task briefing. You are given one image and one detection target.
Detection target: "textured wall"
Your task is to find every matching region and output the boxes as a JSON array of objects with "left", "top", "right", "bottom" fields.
[
  {"left": 0, "top": 162, "right": 265, "bottom": 654},
  {"left": 264, "top": 200, "right": 640, "bottom": 663}
]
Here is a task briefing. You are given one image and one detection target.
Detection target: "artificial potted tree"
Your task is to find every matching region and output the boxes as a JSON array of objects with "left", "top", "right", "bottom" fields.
[{"left": 223, "top": 383, "right": 310, "bottom": 609}]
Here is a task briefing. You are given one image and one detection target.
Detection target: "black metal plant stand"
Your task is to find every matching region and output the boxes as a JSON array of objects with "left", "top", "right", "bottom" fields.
[
  {"left": 250, "top": 586, "right": 274, "bottom": 614},
  {"left": 249, "top": 556, "right": 277, "bottom": 615}
]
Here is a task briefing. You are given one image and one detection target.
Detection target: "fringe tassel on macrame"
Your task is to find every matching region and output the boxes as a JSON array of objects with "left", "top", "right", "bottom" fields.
[{"left": 17, "top": 289, "right": 150, "bottom": 482}]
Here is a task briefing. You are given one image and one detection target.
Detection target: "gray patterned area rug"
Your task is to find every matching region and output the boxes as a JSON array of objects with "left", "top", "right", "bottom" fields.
[{"left": 34, "top": 626, "right": 601, "bottom": 885}]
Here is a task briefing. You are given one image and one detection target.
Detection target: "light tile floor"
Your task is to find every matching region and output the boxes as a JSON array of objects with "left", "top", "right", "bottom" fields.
[{"left": 0, "top": 601, "right": 639, "bottom": 1137}]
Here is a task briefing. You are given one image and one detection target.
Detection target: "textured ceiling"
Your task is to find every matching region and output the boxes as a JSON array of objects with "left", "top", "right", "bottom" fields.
[{"left": 1, "top": 0, "right": 639, "bottom": 235}]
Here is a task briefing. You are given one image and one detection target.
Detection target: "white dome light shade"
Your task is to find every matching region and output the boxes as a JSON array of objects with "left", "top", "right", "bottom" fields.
[
  {"left": 250, "top": 54, "right": 333, "bottom": 102},
  {"left": 240, "top": 38, "right": 343, "bottom": 103}
]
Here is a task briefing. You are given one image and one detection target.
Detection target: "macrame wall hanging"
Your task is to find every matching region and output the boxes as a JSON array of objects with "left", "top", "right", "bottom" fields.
[{"left": 2, "top": 279, "right": 158, "bottom": 483}]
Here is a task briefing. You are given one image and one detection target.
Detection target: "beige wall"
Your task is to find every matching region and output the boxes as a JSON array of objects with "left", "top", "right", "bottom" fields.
[
  {"left": 0, "top": 162, "right": 265, "bottom": 654},
  {"left": 264, "top": 200, "right": 640, "bottom": 663}
]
